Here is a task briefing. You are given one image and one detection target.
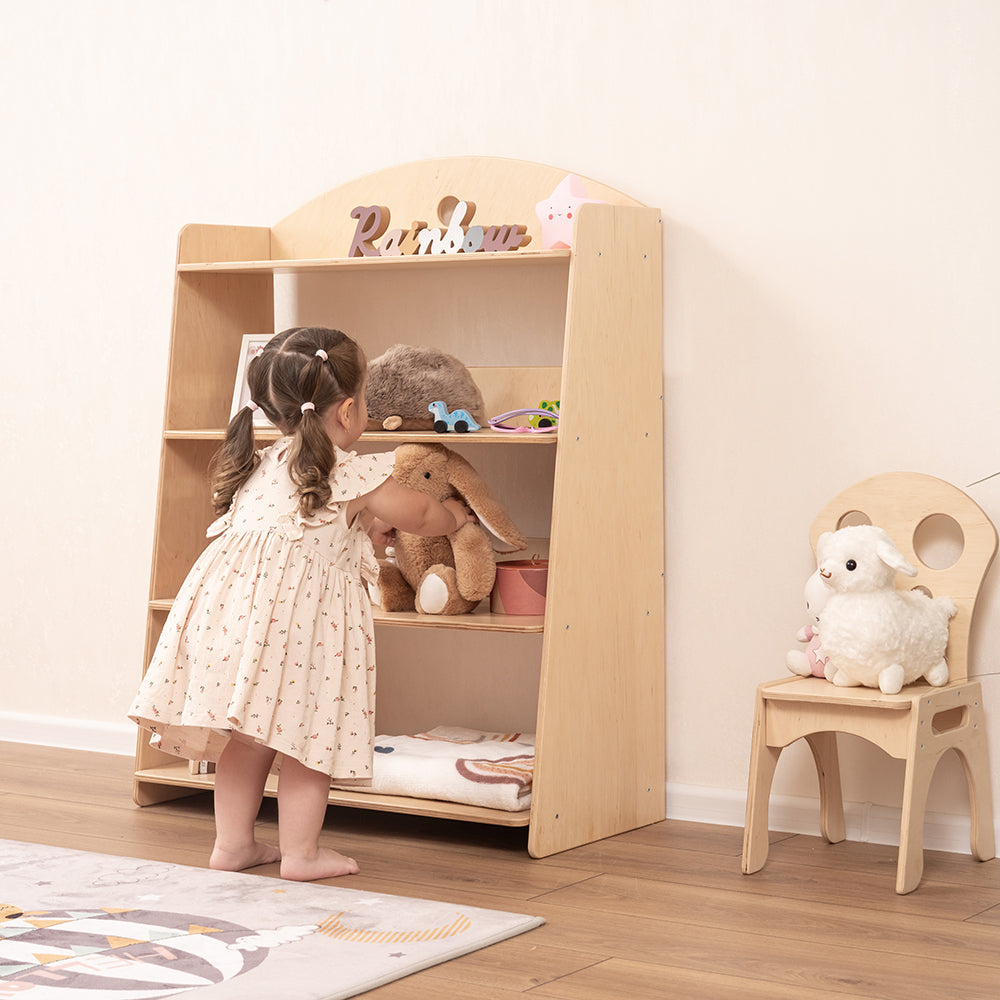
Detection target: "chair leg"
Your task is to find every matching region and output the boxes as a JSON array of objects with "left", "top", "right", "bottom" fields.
[
  {"left": 743, "top": 692, "right": 781, "bottom": 875},
  {"left": 962, "top": 747, "right": 996, "bottom": 863},
  {"left": 897, "top": 750, "right": 937, "bottom": 894},
  {"left": 956, "top": 702, "right": 995, "bottom": 863},
  {"left": 805, "top": 732, "right": 845, "bottom": 845}
]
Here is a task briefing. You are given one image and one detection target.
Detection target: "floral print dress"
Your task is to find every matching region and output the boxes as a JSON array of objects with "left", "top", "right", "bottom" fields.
[{"left": 129, "top": 439, "right": 395, "bottom": 784}]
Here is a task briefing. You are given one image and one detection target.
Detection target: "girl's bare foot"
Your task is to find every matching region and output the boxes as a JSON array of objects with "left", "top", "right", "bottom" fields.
[
  {"left": 280, "top": 847, "right": 359, "bottom": 881},
  {"left": 210, "top": 840, "right": 282, "bottom": 872}
]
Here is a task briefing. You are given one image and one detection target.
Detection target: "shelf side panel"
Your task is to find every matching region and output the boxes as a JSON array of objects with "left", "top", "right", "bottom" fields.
[
  {"left": 167, "top": 274, "right": 274, "bottom": 430},
  {"left": 148, "top": 440, "right": 219, "bottom": 602},
  {"left": 176, "top": 223, "right": 271, "bottom": 266},
  {"left": 139, "top": 223, "right": 278, "bottom": 791},
  {"left": 530, "top": 203, "right": 665, "bottom": 858}
]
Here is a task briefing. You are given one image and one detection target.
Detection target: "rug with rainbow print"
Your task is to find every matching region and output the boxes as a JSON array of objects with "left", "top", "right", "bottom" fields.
[{"left": 0, "top": 839, "right": 543, "bottom": 999}]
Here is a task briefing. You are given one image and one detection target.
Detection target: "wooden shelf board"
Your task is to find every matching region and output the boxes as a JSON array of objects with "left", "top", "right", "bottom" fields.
[
  {"left": 363, "top": 430, "right": 557, "bottom": 445},
  {"left": 134, "top": 763, "right": 530, "bottom": 827},
  {"left": 148, "top": 598, "right": 543, "bottom": 632},
  {"left": 373, "top": 608, "right": 544, "bottom": 632},
  {"left": 177, "top": 250, "right": 570, "bottom": 275},
  {"left": 163, "top": 428, "right": 557, "bottom": 445}
]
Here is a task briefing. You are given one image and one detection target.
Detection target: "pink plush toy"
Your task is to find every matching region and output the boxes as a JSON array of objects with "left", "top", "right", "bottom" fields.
[
  {"left": 535, "top": 175, "right": 605, "bottom": 249},
  {"left": 786, "top": 569, "right": 834, "bottom": 679}
]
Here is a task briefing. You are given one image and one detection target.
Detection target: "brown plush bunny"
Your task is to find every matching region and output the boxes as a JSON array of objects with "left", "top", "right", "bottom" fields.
[
  {"left": 365, "top": 344, "right": 485, "bottom": 431},
  {"left": 370, "top": 443, "right": 527, "bottom": 614}
]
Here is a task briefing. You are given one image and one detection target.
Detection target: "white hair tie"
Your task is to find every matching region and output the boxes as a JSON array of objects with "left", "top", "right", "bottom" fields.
[
  {"left": 301, "top": 401, "right": 316, "bottom": 413},
  {"left": 245, "top": 400, "right": 259, "bottom": 412},
  {"left": 315, "top": 349, "right": 328, "bottom": 362}
]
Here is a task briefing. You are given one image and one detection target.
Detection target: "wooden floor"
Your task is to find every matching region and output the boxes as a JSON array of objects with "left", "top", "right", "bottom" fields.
[{"left": 4, "top": 742, "right": 1000, "bottom": 999}]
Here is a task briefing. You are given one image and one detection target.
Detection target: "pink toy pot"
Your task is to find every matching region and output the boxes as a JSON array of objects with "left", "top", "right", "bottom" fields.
[{"left": 491, "top": 558, "right": 549, "bottom": 615}]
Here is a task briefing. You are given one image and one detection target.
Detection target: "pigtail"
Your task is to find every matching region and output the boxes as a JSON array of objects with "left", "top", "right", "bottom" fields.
[
  {"left": 287, "top": 353, "right": 336, "bottom": 517},
  {"left": 209, "top": 403, "right": 260, "bottom": 515}
]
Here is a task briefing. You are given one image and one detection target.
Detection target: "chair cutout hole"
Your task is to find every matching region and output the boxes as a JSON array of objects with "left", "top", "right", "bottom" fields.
[
  {"left": 913, "top": 514, "right": 964, "bottom": 571},
  {"left": 837, "top": 510, "right": 871, "bottom": 529},
  {"left": 911, "top": 584, "right": 934, "bottom": 599},
  {"left": 932, "top": 706, "right": 967, "bottom": 735}
]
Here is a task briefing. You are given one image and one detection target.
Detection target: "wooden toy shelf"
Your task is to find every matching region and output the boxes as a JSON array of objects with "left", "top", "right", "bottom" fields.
[{"left": 134, "top": 156, "right": 665, "bottom": 858}]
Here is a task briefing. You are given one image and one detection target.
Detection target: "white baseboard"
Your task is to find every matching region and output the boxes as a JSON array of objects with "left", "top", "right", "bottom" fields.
[
  {"left": 0, "top": 712, "right": 135, "bottom": 757},
  {"left": 0, "top": 712, "right": 994, "bottom": 855},
  {"left": 666, "top": 781, "right": 998, "bottom": 855}
]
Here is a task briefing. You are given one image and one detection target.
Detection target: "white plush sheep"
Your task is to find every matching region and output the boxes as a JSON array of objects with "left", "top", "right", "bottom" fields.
[{"left": 816, "top": 524, "right": 956, "bottom": 695}]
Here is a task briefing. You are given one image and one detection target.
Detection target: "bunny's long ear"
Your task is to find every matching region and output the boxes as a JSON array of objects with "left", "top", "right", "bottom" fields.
[
  {"left": 875, "top": 529, "right": 918, "bottom": 577},
  {"left": 445, "top": 449, "right": 527, "bottom": 553}
]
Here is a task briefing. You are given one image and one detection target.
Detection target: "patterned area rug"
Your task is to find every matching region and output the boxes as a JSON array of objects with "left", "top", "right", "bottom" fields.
[{"left": 0, "top": 839, "right": 544, "bottom": 999}]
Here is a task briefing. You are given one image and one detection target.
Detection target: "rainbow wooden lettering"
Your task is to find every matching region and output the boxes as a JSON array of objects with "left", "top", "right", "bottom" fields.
[{"left": 349, "top": 197, "right": 531, "bottom": 257}]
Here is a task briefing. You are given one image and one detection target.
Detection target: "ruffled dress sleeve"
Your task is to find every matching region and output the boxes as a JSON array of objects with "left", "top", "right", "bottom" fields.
[
  {"left": 330, "top": 449, "right": 396, "bottom": 585},
  {"left": 328, "top": 448, "right": 397, "bottom": 503},
  {"left": 273, "top": 448, "right": 396, "bottom": 578}
]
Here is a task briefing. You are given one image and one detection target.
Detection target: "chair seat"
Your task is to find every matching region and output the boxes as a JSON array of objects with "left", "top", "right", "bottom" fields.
[
  {"left": 759, "top": 675, "right": 985, "bottom": 765},
  {"left": 761, "top": 675, "right": 941, "bottom": 710}
]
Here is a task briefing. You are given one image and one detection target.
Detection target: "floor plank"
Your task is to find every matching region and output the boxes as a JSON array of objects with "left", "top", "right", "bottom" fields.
[
  {"left": 767, "top": 830, "right": 1000, "bottom": 889},
  {"left": 535, "top": 872, "right": 1000, "bottom": 968},
  {"left": 528, "top": 957, "right": 870, "bottom": 1000},
  {"left": 547, "top": 836, "right": 1000, "bottom": 918}
]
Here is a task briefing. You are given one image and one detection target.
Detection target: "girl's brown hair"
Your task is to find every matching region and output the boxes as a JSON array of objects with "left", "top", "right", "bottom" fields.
[{"left": 209, "top": 327, "right": 365, "bottom": 517}]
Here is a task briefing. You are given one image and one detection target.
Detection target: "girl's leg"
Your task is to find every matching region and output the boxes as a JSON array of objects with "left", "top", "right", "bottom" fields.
[
  {"left": 210, "top": 733, "right": 282, "bottom": 872},
  {"left": 276, "top": 754, "right": 359, "bottom": 881}
]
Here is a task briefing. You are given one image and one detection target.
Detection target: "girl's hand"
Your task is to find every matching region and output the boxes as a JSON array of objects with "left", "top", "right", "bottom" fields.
[
  {"left": 443, "top": 498, "right": 475, "bottom": 531},
  {"left": 368, "top": 518, "right": 396, "bottom": 547}
]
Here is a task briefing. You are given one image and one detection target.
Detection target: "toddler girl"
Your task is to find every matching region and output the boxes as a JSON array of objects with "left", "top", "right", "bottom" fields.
[{"left": 130, "top": 326, "right": 472, "bottom": 881}]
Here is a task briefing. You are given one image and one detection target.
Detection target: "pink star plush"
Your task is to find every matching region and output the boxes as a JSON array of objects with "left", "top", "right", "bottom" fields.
[{"left": 535, "top": 175, "right": 605, "bottom": 249}]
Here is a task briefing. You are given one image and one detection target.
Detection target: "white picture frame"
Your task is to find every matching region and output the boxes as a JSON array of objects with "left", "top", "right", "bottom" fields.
[{"left": 230, "top": 334, "right": 275, "bottom": 426}]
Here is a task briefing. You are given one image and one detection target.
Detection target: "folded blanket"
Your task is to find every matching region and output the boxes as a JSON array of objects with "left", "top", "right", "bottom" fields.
[{"left": 334, "top": 726, "right": 535, "bottom": 811}]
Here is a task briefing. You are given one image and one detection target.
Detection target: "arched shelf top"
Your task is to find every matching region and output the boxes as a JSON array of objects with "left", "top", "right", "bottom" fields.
[{"left": 269, "top": 156, "right": 647, "bottom": 261}]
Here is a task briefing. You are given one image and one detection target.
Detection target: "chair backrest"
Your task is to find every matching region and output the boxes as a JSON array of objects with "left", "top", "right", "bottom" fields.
[{"left": 809, "top": 471, "right": 997, "bottom": 683}]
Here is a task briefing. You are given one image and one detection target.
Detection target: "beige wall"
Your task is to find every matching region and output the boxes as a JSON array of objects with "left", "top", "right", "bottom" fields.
[{"left": 4, "top": 0, "right": 1000, "bottom": 842}]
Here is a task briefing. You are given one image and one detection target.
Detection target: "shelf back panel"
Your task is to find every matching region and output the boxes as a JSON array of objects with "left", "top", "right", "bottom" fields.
[
  {"left": 276, "top": 258, "right": 569, "bottom": 368},
  {"left": 271, "top": 156, "right": 645, "bottom": 262}
]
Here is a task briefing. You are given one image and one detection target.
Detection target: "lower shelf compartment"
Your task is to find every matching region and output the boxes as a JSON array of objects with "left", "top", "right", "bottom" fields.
[{"left": 133, "top": 762, "right": 531, "bottom": 828}]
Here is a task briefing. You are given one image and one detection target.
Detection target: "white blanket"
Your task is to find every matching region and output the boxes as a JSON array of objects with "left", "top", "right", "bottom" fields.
[{"left": 336, "top": 727, "right": 535, "bottom": 811}]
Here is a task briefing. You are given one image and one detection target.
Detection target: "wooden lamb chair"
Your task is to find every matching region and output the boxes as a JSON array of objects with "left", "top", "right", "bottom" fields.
[{"left": 742, "top": 471, "right": 997, "bottom": 893}]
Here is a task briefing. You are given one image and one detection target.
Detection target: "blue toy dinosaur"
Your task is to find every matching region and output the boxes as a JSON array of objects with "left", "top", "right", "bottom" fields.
[{"left": 428, "top": 400, "right": 482, "bottom": 433}]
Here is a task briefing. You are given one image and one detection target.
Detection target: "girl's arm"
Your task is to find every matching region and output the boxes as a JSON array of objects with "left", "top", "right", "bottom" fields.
[{"left": 348, "top": 476, "right": 473, "bottom": 537}]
